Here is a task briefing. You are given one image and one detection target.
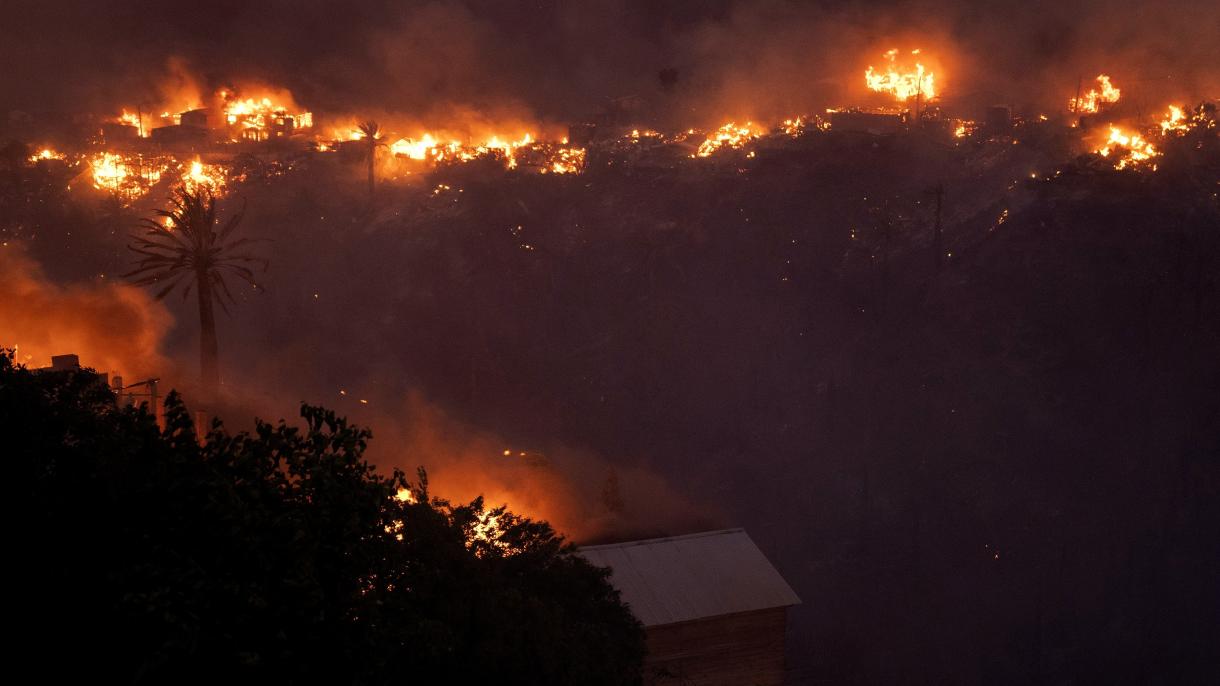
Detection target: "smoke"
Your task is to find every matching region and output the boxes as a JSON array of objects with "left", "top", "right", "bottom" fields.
[
  {"left": 367, "top": 392, "right": 715, "bottom": 543},
  {"left": 2, "top": 0, "right": 1216, "bottom": 127},
  {"left": 0, "top": 246, "right": 172, "bottom": 379}
]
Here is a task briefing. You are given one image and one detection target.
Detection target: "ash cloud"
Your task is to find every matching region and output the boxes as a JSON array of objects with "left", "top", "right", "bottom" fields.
[{"left": 3, "top": 1, "right": 1217, "bottom": 126}]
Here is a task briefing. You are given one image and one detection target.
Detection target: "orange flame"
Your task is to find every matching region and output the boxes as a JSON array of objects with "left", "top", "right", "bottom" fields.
[
  {"left": 1070, "top": 75, "right": 1120, "bottom": 114},
  {"left": 865, "top": 49, "right": 936, "bottom": 102},
  {"left": 695, "top": 121, "right": 764, "bottom": 157},
  {"left": 1097, "top": 125, "right": 1158, "bottom": 170}
]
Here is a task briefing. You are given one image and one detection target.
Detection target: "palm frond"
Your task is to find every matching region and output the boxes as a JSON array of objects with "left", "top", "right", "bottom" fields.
[{"left": 126, "top": 186, "right": 264, "bottom": 311}]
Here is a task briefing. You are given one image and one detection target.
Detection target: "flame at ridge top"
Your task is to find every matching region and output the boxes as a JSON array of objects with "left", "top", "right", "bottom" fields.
[{"left": 865, "top": 49, "right": 937, "bottom": 102}]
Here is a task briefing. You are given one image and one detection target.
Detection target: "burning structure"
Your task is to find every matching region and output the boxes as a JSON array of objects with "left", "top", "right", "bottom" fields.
[{"left": 581, "top": 529, "right": 800, "bottom": 686}]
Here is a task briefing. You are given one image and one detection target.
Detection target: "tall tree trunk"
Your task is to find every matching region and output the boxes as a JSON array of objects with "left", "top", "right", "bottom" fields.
[
  {"left": 196, "top": 269, "right": 219, "bottom": 401},
  {"left": 367, "top": 144, "right": 376, "bottom": 198}
]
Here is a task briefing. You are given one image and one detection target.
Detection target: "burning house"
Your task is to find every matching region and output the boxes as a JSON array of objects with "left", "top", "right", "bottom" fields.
[{"left": 580, "top": 529, "right": 800, "bottom": 686}]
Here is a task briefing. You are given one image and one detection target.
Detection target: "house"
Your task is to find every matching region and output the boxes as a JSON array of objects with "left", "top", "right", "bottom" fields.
[{"left": 580, "top": 528, "right": 800, "bottom": 685}]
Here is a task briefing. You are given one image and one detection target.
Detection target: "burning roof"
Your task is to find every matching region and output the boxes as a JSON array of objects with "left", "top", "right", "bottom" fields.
[
  {"left": 1070, "top": 75, "right": 1121, "bottom": 114},
  {"left": 866, "top": 49, "right": 936, "bottom": 102}
]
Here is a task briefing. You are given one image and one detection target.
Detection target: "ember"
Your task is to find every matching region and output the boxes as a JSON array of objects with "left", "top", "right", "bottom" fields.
[
  {"left": 181, "top": 157, "right": 228, "bottom": 195},
  {"left": 1097, "top": 125, "right": 1158, "bottom": 170},
  {"left": 695, "top": 121, "right": 764, "bottom": 157},
  {"left": 90, "top": 152, "right": 170, "bottom": 200}
]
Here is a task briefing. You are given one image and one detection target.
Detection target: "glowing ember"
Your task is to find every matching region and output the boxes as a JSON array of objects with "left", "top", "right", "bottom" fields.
[
  {"left": 1097, "top": 125, "right": 1158, "bottom": 170},
  {"left": 1070, "top": 75, "right": 1120, "bottom": 114},
  {"left": 90, "top": 152, "right": 169, "bottom": 200},
  {"left": 695, "top": 121, "right": 764, "bottom": 157},
  {"left": 865, "top": 49, "right": 936, "bottom": 102},
  {"left": 479, "top": 133, "right": 533, "bottom": 168},
  {"left": 115, "top": 110, "right": 144, "bottom": 134},
  {"left": 29, "top": 148, "right": 65, "bottom": 162},
  {"left": 781, "top": 117, "right": 805, "bottom": 136},
  {"left": 180, "top": 157, "right": 227, "bottom": 195},
  {"left": 546, "top": 147, "right": 586, "bottom": 174},
  {"left": 1160, "top": 105, "right": 1189, "bottom": 135},
  {"left": 390, "top": 133, "right": 443, "bottom": 160}
]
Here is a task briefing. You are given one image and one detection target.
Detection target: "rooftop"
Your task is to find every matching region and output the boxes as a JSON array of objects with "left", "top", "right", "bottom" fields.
[{"left": 579, "top": 528, "right": 800, "bottom": 627}]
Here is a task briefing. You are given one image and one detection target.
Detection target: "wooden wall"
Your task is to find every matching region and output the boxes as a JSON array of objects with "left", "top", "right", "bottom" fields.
[{"left": 643, "top": 607, "right": 789, "bottom": 686}]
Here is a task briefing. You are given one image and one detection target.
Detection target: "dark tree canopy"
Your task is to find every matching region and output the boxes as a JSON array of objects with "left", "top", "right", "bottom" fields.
[{"left": 3, "top": 351, "right": 643, "bottom": 685}]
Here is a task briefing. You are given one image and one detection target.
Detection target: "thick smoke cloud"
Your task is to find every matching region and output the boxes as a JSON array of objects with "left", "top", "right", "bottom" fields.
[
  {"left": 4, "top": 1, "right": 1216, "bottom": 127},
  {"left": 0, "top": 246, "right": 171, "bottom": 379}
]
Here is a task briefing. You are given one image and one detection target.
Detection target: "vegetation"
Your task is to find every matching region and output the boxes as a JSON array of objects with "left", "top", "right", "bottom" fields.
[
  {"left": 126, "top": 187, "right": 264, "bottom": 399},
  {"left": 4, "top": 117, "right": 1218, "bottom": 682},
  {"left": 357, "top": 121, "right": 384, "bottom": 199},
  {"left": 3, "top": 352, "right": 644, "bottom": 685}
]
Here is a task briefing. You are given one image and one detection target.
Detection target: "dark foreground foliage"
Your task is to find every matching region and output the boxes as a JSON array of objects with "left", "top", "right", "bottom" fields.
[{"left": 3, "top": 352, "right": 643, "bottom": 685}]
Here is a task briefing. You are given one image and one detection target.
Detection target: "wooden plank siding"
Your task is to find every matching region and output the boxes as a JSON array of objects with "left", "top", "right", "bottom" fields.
[{"left": 643, "top": 607, "right": 788, "bottom": 686}]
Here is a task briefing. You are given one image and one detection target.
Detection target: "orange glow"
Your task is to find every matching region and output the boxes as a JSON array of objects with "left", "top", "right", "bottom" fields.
[
  {"left": 180, "top": 157, "right": 227, "bottom": 195},
  {"left": 781, "top": 117, "right": 805, "bottom": 136},
  {"left": 29, "top": 148, "right": 65, "bottom": 162},
  {"left": 695, "top": 121, "right": 764, "bottom": 157},
  {"left": 1096, "top": 125, "right": 1158, "bottom": 170},
  {"left": 546, "top": 147, "right": 585, "bottom": 174},
  {"left": 91, "top": 152, "right": 169, "bottom": 200},
  {"left": 1160, "top": 105, "right": 1189, "bottom": 135},
  {"left": 865, "top": 49, "right": 936, "bottom": 102},
  {"left": 1070, "top": 75, "right": 1120, "bottom": 114},
  {"left": 220, "top": 89, "right": 312, "bottom": 141}
]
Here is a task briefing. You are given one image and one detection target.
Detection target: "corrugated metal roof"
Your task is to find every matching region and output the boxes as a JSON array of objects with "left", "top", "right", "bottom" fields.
[{"left": 578, "top": 528, "right": 800, "bottom": 627}]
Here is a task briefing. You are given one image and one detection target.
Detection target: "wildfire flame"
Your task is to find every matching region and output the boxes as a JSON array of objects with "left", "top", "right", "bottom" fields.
[
  {"left": 1097, "top": 125, "right": 1158, "bottom": 170},
  {"left": 181, "top": 157, "right": 227, "bottom": 195},
  {"left": 781, "top": 117, "right": 805, "bottom": 137},
  {"left": 695, "top": 121, "right": 764, "bottom": 157},
  {"left": 91, "top": 152, "right": 168, "bottom": 200},
  {"left": 1160, "top": 105, "right": 1189, "bottom": 135},
  {"left": 865, "top": 49, "right": 936, "bottom": 102},
  {"left": 546, "top": 147, "right": 585, "bottom": 174},
  {"left": 29, "top": 148, "right": 65, "bottom": 162},
  {"left": 1070, "top": 75, "right": 1121, "bottom": 114},
  {"left": 221, "top": 90, "right": 312, "bottom": 141}
]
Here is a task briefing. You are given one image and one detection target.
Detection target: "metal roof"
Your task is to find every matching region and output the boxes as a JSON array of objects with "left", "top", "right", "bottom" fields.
[{"left": 578, "top": 528, "right": 800, "bottom": 627}]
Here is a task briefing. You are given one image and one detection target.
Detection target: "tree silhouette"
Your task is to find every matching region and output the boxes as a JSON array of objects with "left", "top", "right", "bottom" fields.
[
  {"left": 126, "top": 187, "right": 264, "bottom": 399},
  {"left": 4, "top": 352, "right": 645, "bottom": 685},
  {"left": 358, "top": 120, "right": 386, "bottom": 199}
]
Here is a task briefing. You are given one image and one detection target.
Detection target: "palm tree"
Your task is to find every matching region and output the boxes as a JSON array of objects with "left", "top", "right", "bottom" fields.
[
  {"left": 126, "top": 187, "right": 264, "bottom": 400},
  {"left": 358, "top": 120, "right": 385, "bottom": 199}
]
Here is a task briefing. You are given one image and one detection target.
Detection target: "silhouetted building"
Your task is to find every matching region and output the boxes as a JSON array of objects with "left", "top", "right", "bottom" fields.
[
  {"left": 151, "top": 124, "right": 208, "bottom": 147},
  {"left": 581, "top": 529, "right": 800, "bottom": 686},
  {"left": 830, "top": 109, "right": 906, "bottom": 135},
  {"left": 101, "top": 122, "right": 140, "bottom": 145},
  {"left": 985, "top": 105, "right": 1012, "bottom": 134},
  {"left": 179, "top": 108, "right": 210, "bottom": 129}
]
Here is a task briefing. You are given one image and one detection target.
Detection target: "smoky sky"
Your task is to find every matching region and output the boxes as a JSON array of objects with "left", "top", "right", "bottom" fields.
[{"left": 3, "top": 0, "right": 1218, "bottom": 124}]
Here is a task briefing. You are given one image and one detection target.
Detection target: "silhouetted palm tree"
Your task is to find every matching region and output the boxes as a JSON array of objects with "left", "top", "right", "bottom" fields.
[
  {"left": 126, "top": 187, "right": 264, "bottom": 399},
  {"left": 358, "top": 120, "right": 385, "bottom": 199}
]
